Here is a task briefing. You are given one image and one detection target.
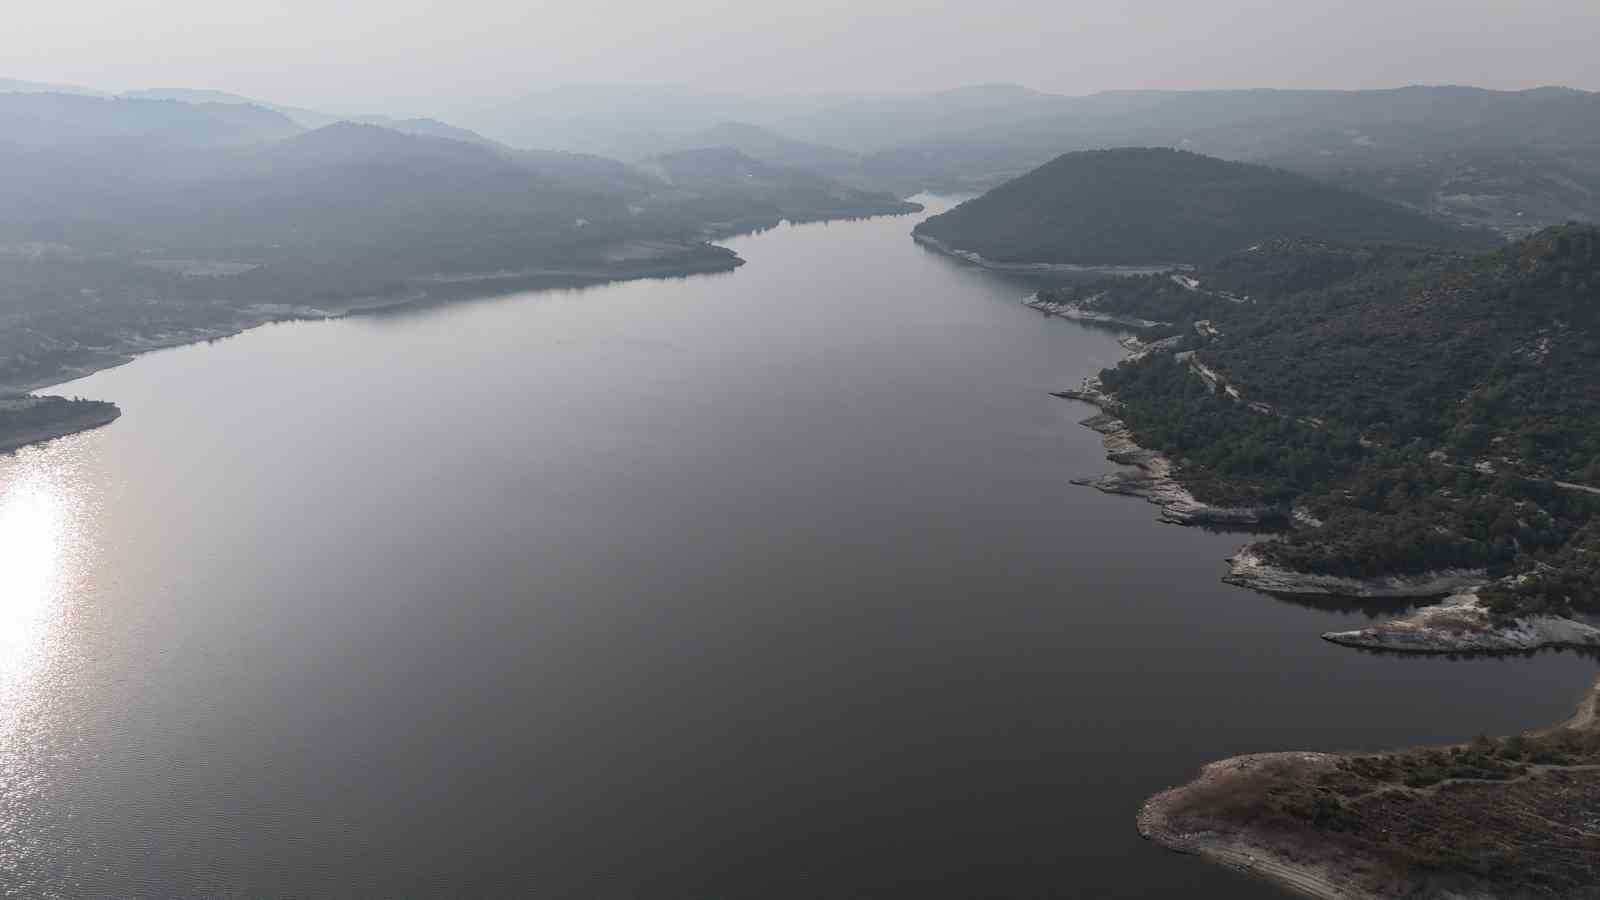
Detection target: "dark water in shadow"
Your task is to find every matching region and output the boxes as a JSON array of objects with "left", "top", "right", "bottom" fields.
[{"left": 1, "top": 198, "right": 1593, "bottom": 898}]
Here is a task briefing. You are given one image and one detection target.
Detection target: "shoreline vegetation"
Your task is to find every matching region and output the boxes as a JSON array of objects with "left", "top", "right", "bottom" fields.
[
  {"left": 0, "top": 99, "right": 929, "bottom": 454},
  {"left": 1049, "top": 318, "right": 1600, "bottom": 656},
  {"left": 1053, "top": 382, "right": 1274, "bottom": 528},
  {"left": 1138, "top": 677, "right": 1600, "bottom": 899},
  {"left": 0, "top": 395, "right": 121, "bottom": 454},
  {"left": 1031, "top": 223, "right": 1600, "bottom": 657},
  {"left": 910, "top": 149, "right": 1494, "bottom": 268},
  {"left": 912, "top": 232, "right": 1177, "bottom": 276},
  {"left": 984, "top": 173, "right": 1600, "bottom": 895},
  {"left": 4, "top": 194, "right": 936, "bottom": 454},
  {"left": 0, "top": 242, "right": 746, "bottom": 453},
  {"left": 1, "top": 243, "right": 745, "bottom": 397},
  {"left": 0, "top": 201, "right": 939, "bottom": 454}
]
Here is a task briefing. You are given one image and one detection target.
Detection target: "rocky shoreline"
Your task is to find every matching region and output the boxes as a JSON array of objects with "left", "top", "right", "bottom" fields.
[
  {"left": 1322, "top": 590, "right": 1600, "bottom": 653},
  {"left": 1138, "top": 678, "right": 1600, "bottom": 899},
  {"left": 1222, "top": 549, "right": 1488, "bottom": 599},
  {"left": 1052, "top": 326, "right": 1595, "bottom": 656},
  {"left": 1137, "top": 753, "right": 1355, "bottom": 900},
  {"left": 1023, "top": 292, "right": 1169, "bottom": 329},
  {"left": 1057, "top": 394, "right": 1274, "bottom": 527}
]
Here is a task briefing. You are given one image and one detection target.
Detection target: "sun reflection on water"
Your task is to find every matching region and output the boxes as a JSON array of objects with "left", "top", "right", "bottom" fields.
[
  {"left": 0, "top": 475, "right": 64, "bottom": 689},
  {"left": 0, "top": 445, "right": 97, "bottom": 887},
  {"left": 0, "top": 449, "right": 90, "bottom": 735}
]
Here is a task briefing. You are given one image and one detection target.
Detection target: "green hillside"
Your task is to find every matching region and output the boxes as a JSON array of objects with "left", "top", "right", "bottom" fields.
[
  {"left": 1052, "top": 226, "right": 1600, "bottom": 613},
  {"left": 913, "top": 148, "right": 1492, "bottom": 265}
]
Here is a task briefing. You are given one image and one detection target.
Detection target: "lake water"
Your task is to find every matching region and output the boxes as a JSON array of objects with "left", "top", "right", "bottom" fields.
[{"left": 1, "top": 197, "right": 1594, "bottom": 898}]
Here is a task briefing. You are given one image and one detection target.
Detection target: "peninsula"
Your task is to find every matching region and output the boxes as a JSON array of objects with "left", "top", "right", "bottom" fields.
[
  {"left": 0, "top": 395, "right": 121, "bottom": 453},
  {"left": 1139, "top": 677, "right": 1600, "bottom": 899}
]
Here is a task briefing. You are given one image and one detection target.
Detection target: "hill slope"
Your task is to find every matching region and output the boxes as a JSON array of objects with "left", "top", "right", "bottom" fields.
[
  {"left": 842, "top": 86, "right": 1600, "bottom": 231},
  {"left": 914, "top": 148, "right": 1489, "bottom": 265},
  {"left": 1048, "top": 225, "right": 1600, "bottom": 615},
  {"left": 0, "top": 104, "right": 923, "bottom": 397},
  {"left": 0, "top": 92, "right": 300, "bottom": 149}
]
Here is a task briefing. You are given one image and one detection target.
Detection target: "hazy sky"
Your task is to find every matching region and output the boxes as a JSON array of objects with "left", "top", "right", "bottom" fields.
[{"left": 8, "top": 0, "right": 1598, "bottom": 113}]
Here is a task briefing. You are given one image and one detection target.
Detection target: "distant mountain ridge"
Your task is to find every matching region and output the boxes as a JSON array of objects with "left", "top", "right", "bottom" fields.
[
  {"left": 15, "top": 77, "right": 1599, "bottom": 228},
  {"left": 857, "top": 85, "right": 1600, "bottom": 229},
  {"left": 914, "top": 148, "right": 1492, "bottom": 265},
  {"left": 0, "top": 92, "right": 301, "bottom": 149},
  {"left": 438, "top": 81, "right": 1600, "bottom": 229},
  {"left": 634, "top": 147, "right": 920, "bottom": 236},
  {"left": 651, "top": 122, "right": 860, "bottom": 174},
  {"left": 0, "top": 77, "right": 108, "bottom": 97}
]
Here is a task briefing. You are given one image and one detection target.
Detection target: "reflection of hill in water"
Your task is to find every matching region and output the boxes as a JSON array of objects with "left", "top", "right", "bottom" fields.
[{"left": 1262, "top": 590, "right": 1421, "bottom": 620}]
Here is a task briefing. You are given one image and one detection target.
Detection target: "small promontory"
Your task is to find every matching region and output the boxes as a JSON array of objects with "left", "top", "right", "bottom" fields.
[
  {"left": 1140, "top": 677, "right": 1600, "bottom": 899},
  {"left": 0, "top": 395, "right": 121, "bottom": 453}
]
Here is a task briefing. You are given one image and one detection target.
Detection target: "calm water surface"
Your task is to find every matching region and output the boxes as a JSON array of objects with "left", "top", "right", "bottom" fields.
[{"left": 1, "top": 198, "right": 1595, "bottom": 898}]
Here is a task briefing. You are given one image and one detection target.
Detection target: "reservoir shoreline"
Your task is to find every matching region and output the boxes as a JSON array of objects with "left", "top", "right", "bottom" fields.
[
  {"left": 9, "top": 197, "right": 1595, "bottom": 899},
  {"left": 1040, "top": 301, "right": 1600, "bottom": 656},
  {"left": 1138, "top": 677, "right": 1600, "bottom": 900},
  {"left": 3, "top": 246, "right": 746, "bottom": 401}
]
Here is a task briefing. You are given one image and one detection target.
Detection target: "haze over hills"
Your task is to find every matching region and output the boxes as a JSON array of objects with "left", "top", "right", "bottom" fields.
[
  {"left": 0, "top": 92, "right": 301, "bottom": 149},
  {"left": 0, "top": 87, "right": 912, "bottom": 258},
  {"left": 444, "top": 81, "right": 1600, "bottom": 232},
  {"left": 452, "top": 83, "right": 874, "bottom": 160},
  {"left": 0, "top": 77, "right": 108, "bottom": 97},
  {"left": 1, "top": 75, "right": 1591, "bottom": 415},
  {"left": 122, "top": 86, "right": 339, "bottom": 128},
  {"left": 5, "top": 34, "right": 1600, "bottom": 900},
  {"left": 0, "top": 89, "right": 925, "bottom": 397},
  {"left": 650, "top": 122, "right": 862, "bottom": 176},
  {"left": 774, "top": 83, "right": 1073, "bottom": 152},
  {"left": 913, "top": 148, "right": 1490, "bottom": 266},
  {"left": 909, "top": 85, "right": 1600, "bottom": 231},
  {"left": 634, "top": 147, "right": 918, "bottom": 235},
  {"left": 8, "top": 76, "right": 1600, "bottom": 233}
]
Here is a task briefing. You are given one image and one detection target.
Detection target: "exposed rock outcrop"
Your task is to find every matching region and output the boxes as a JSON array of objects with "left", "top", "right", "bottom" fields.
[
  {"left": 1056, "top": 389, "right": 1275, "bottom": 528},
  {"left": 1023, "top": 292, "right": 1169, "bottom": 328},
  {"left": 1223, "top": 549, "right": 1486, "bottom": 598},
  {"left": 1323, "top": 591, "right": 1600, "bottom": 653}
]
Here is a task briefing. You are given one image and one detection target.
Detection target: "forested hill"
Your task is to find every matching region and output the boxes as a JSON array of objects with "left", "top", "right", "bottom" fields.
[
  {"left": 1050, "top": 226, "right": 1600, "bottom": 614},
  {"left": 0, "top": 93, "right": 928, "bottom": 395},
  {"left": 913, "top": 148, "right": 1492, "bottom": 265}
]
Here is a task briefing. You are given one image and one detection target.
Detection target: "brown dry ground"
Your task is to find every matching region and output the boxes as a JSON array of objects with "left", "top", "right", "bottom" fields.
[{"left": 1141, "top": 679, "right": 1600, "bottom": 898}]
